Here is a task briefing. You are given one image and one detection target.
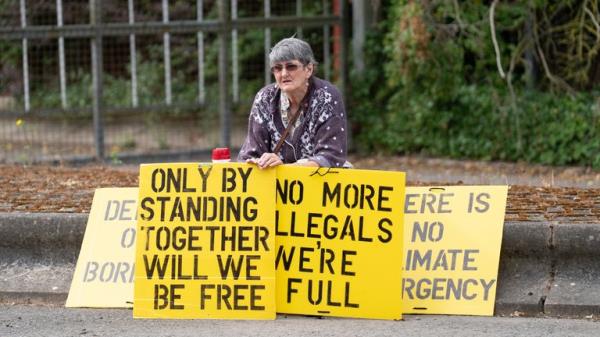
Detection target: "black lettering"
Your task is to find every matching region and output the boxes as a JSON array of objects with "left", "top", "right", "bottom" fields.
[
  {"left": 446, "top": 278, "right": 462, "bottom": 300},
  {"left": 308, "top": 279, "right": 323, "bottom": 305},
  {"left": 237, "top": 167, "right": 252, "bottom": 193},
  {"left": 120, "top": 227, "right": 136, "bottom": 248},
  {"left": 197, "top": 166, "right": 212, "bottom": 193},
  {"left": 166, "top": 168, "right": 181, "bottom": 192},
  {"left": 341, "top": 250, "right": 356, "bottom": 276},
  {"left": 246, "top": 255, "right": 260, "bottom": 280},
  {"left": 182, "top": 168, "right": 195, "bottom": 192},
  {"left": 151, "top": 168, "right": 165, "bottom": 193},
  {"left": 172, "top": 226, "right": 186, "bottom": 250},
  {"left": 402, "top": 278, "right": 415, "bottom": 299},
  {"left": 322, "top": 182, "right": 340, "bottom": 207},
  {"left": 200, "top": 284, "right": 215, "bottom": 309},
  {"left": 143, "top": 254, "right": 169, "bottom": 279},
  {"left": 463, "top": 249, "right": 479, "bottom": 271},
  {"left": 255, "top": 226, "right": 269, "bottom": 251},
  {"left": 462, "top": 279, "right": 478, "bottom": 300},
  {"left": 243, "top": 197, "right": 258, "bottom": 221},
  {"left": 404, "top": 194, "right": 418, "bottom": 213},
  {"left": 377, "top": 218, "right": 393, "bottom": 243},
  {"left": 475, "top": 193, "right": 490, "bottom": 213},
  {"left": 154, "top": 284, "right": 169, "bottom": 309},
  {"left": 360, "top": 184, "right": 375, "bottom": 210},
  {"left": 319, "top": 248, "right": 335, "bottom": 274},
  {"left": 378, "top": 186, "right": 393, "bottom": 211},
  {"left": 153, "top": 283, "right": 184, "bottom": 310},
  {"left": 358, "top": 216, "right": 373, "bottom": 242},
  {"left": 307, "top": 213, "right": 322, "bottom": 238},
  {"left": 83, "top": 262, "right": 98, "bottom": 282},
  {"left": 156, "top": 226, "right": 170, "bottom": 250},
  {"left": 275, "top": 246, "right": 295, "bottom": 271},
  {"left": 412, "top": 250, "right": 432, "bottom": 270},
  {"left": 217, "top": 255, "right": 244, "bottom": 280},
  {"left": 104, "top": 200, "right": 119, "bottom": 221},
  {"left": 238, "top": 226, "right": 252, "bottom": 251},
  {"left": 140, "top": 197, "right": 154, "bottom": 221},
  {"left": 420, "top": 193, "right": 436, "bottom": 213},
  {"left": 250, "top": 285, "right": 265, "bottom": 310},
  {"left": 287, "top": 278, "right": 301, "bottom": 303},
  {"left": 222, "top": 167, "right": 237, "bottom": 192},
  {"left": 326, "top": 280, "right": 341, "bottom": 307},
  {"left": 276, "top": 179, "right": 304, "bottom": 204},
  {"left": 481, "top": 279, "right": 496, "bottom": 301},
  {"left": 323, "top": 214, "right": 338, "bottom": 239},
  {"left": 299, "top": 247, "right": 314, "bottom": 272},
  {"left": 188, "top": 226, "right": 202, "bottom": 251},
  {"left": 344, "top": 282, "right": 359, "bottom": 308},
  {"left": 233, "top": 284, "right": 248, "bottom": 310},
  {"left": 343, "top": 184, "right": 359, "bottom": 209},
  {"left": 416, "top": 279, "right": 431, "bottom": 299},
  {"left": 217, "top": 284, "right": 232, "bottom": 310},
  {"left": 438, "top": 193, "right": 453, "bottom": 213},
  {"left": 431, "top": 278, "right": 445, "bottom": 300}
]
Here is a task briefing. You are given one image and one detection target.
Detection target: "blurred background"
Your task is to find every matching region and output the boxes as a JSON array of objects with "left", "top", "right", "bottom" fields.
[{"left": 0, "top": 0, "right": 599, "bottom": 169}]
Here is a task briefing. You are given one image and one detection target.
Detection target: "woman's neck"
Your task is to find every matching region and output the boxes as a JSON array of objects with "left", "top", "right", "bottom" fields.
[{"left": 285, "top": 85, "right": 308, "bottom": 108}]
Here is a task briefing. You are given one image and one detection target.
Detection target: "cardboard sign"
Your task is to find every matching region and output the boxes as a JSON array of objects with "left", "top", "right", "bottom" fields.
[
  {"left": 275, "top": 166, "right": 406, "bottom": 320},
  {"left": 66, "top": 188, "right": 138, "bottom": 308},
  {"left": 402, "top": 186, "right": 508, "bottom": 316},
  {"left": 133, "top": 163, "right": 276, "bottom": 319}
]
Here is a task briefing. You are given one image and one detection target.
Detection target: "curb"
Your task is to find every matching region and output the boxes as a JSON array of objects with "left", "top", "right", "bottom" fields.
[
  {"left": 1, "top": 213, "right": 599, "bottom": 316},
  {"left": 497, "top": 221, "right": 600, "bottom": 317}
]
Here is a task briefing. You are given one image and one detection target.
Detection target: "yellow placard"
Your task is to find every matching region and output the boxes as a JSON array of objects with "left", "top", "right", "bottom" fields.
[
  {"left": 402, "top": 186, "right": 508, "bottom": 316},
  {"left": 133, "top": 163, "right": 276, "bottom": 319},
  {"left": 66, "top": 188, "right": 138, "bottom": 308},
  {"left": 275, "top": 166, "right": 406, "bottom": 320}
]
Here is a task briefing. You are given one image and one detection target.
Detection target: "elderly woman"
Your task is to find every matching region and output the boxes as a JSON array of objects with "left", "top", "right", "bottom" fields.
[{"left": 237, "top": 38, "right": 348, "bottom": 169}]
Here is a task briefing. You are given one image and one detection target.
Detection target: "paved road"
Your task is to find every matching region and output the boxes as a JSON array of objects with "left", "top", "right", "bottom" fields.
[{"left": 1, "top": 305, "right": 598, "bottom": 337}]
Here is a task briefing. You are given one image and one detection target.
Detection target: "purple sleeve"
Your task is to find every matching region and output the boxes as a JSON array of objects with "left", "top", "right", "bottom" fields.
[
  {"left": 237, "top": 93, "right": 271, "bottom": 162},
  {"left": 307, "top": 94, "right": 348, "bottom": 168}
]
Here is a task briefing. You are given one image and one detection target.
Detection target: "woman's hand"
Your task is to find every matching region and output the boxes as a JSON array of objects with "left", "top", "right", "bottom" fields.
[
  {"left": 247, "top": 153, "right": 283, "bottom": 169},
  {"left": 294, "top": 158, "right": 319, "bottom": 167}
]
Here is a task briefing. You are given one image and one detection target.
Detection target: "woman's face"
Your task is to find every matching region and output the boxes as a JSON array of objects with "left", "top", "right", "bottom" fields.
[{"left": 271, "top": 59, "right": 313, "bottom": 95}]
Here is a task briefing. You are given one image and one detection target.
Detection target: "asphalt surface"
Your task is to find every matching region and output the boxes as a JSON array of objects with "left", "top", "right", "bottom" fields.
[{"left": 1, "top": 305, "right": 599, "bottom": 337}]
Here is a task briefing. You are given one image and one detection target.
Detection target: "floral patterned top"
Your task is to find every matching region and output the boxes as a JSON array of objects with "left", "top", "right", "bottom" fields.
[{"left": 237, "top": 76, "right": 348, "bottom": 167}]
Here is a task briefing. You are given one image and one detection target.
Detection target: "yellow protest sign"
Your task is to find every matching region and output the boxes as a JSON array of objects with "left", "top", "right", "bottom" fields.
[
  {"left": 402, "top": 186, "right": 508, "bottom": 316},
  {"left": 66, "top": 188, "right": 138, "bottom": 308},
  {"left": 133, "top": 163, "right": 276, "bottom": 319},
  {"left": 275, "top": 166, "right": 406, "bottom": 320}
]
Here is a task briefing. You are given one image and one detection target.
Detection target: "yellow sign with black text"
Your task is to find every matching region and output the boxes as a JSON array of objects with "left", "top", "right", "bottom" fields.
[
  {"left": 66, "top": 188, "right": 138, "bottom": 308},
  {"left": 133, "top": 163, "right": 276, "bottom": 319},
  {"left": 275, "top": 166, "right": 406, "bottom": 320},
  {"left": 402, "top": 186, "right": 508, "bottom": 316}
]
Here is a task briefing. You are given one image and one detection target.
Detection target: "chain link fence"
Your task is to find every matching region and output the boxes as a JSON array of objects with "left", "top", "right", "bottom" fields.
[{"left": 0, "top": 0, "right": 347, "bottom": 163}]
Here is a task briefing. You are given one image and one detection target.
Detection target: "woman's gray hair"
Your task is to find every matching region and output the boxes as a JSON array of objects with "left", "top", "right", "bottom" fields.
[{"left": 269, "top": 38, "right": 318, "bottom": 67}]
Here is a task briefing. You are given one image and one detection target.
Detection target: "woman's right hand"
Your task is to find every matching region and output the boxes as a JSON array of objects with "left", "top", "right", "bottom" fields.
[{"left": 247, "top": 153, "right": 283, "bottom": 169}]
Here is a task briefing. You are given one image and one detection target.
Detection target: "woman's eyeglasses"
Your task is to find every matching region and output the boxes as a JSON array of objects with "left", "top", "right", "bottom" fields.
[{"left": 271, "top": 62, "right": 303, "bottom": 74}]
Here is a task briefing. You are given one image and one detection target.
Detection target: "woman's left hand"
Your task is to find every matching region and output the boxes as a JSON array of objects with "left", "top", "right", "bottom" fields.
[{"left": 256, "top": 152, "right": 283, "bottom": 169}]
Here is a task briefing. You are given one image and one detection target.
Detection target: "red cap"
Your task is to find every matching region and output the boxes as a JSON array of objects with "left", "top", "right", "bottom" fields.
[{"left": 211, "top": 147, "right": 231, "bottom": 161}]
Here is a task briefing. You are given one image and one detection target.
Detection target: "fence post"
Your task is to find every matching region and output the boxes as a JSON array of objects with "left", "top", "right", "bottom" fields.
[
  {"left": 352, "top": 0, "right": 373, "bottom": 75},
  {"left": 339, "top": 0, "right": 350, "bottom": 149},
  {"left": 19, "top": 0, "right": 30, "bottom": 112},
  {"left": 218, "top": 0, "right": 231, "bottom": 148},
  {"left": 264, "top": 0, "right": 271, "bottom": 86},
  {"left": 90, "top": 0, "right": 104, "bottom": 161}
]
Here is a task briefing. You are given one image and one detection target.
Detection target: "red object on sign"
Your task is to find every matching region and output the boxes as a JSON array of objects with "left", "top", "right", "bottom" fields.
[{"left": 211, "top": 147, "right": 231, "bottom": 162}]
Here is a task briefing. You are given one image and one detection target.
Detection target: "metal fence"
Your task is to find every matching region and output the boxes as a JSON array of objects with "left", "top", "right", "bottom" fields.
[{"left": 0, "top": 0, "right": 347, "bottom": 163}]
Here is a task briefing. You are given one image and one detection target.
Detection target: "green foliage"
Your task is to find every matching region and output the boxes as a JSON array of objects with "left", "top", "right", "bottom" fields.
[{"left": 351, "top": 0, "right": 600, "bottom": 169}]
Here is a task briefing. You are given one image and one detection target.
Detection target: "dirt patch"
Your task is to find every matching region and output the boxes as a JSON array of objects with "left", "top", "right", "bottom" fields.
[
  {"left": 0, "top": 156, "right": 599, "bottom": 223},
  {"left": 0, "top": 165, "right": 137, "bottom": 213}
]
